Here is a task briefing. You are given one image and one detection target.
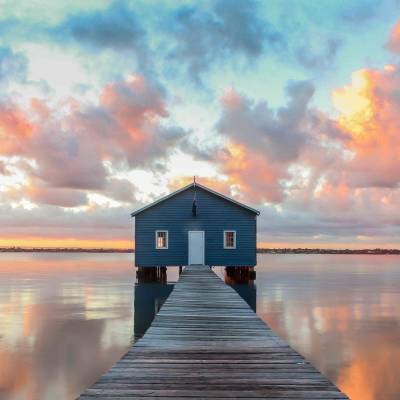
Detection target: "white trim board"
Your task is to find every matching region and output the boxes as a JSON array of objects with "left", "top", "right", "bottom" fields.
[
  {"left": 223, "top": 230, "right": 236, "bottom": 249},
  {"left": 155, "top": 230, "right": 168, "bottom": 249}
]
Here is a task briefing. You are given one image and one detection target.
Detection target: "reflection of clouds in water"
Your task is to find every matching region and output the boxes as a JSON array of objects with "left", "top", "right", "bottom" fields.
[
  {"left": 0, "top": 253, "right": 135, "bottom": 400},
  {"left": 337, "top": 320, "right": 400, "bottom": 400},
  {"left": 0, "top": 348, "right": 33, "bottom": 398},
  {"left": 250, "top": 254, "right": 400, "bottom": 400},
  {"left": 1, "top": 311, "right": 130, "bottom": 399},
  {"left": 32, "top": 315, "right": 122, "bottom": 399},
  {"left": 1, "top": 253, "right": 400, "bottom": 400}
]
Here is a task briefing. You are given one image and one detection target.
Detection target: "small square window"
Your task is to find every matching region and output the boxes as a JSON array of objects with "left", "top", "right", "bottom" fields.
[
  {"left": 156, "top": 231, "right": 168, "bottom": 249},
  {"left": 224, "top": 231, "right": 236, "bottom": 249}
]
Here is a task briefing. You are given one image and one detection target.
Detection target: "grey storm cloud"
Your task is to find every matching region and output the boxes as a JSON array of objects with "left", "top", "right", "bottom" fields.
[{"left": 165, "top": 0, "right": 285, "bottom": 83}]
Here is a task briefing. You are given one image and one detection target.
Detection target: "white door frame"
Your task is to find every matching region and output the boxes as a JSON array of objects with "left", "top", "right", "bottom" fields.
[{"left": 188, "top": 230, "right": 205, "bottom": 265}]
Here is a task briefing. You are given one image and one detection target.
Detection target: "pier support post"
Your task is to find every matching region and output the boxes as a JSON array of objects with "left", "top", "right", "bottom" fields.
[{"left": 136, "top": 266, "right": 167, "bottom": 283}]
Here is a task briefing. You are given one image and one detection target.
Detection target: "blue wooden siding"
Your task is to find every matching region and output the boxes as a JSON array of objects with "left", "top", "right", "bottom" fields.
[{"left": 135, "top": 186, "right": 257, "bottom": 267}]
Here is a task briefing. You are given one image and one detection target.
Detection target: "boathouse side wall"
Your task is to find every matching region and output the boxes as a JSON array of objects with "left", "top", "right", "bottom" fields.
[{"left": 134, "top": 186, "right": 257, "bottom": 267}]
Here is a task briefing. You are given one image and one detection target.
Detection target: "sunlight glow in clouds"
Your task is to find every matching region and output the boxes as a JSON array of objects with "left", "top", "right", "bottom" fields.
[{"left": 1, "top": 1, "right": 400, "bottom": 248}]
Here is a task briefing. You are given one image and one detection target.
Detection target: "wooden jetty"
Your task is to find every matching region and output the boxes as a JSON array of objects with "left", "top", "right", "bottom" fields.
[{"left": 79, "top": 265, "right": 348, "bottom": 399}]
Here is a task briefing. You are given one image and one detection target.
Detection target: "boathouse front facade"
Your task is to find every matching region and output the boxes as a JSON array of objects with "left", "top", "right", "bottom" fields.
[{"left": 131, "top": 182, "right": 259, "bottom": 267}]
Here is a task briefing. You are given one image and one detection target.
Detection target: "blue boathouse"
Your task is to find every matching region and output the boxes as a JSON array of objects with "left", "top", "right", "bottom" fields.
[{"left": 131, "top": 181, "right": 259, "bottom": 267}]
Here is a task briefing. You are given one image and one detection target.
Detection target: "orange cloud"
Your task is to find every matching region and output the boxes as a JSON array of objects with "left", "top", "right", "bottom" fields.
[
  {"left": 0, "top": 104, "right": 34, "bottom": 154},
  {"left": 100, "top": 74, "right": 167, "bottom": 147},
  {"left": 24, "top": 185, "right": 87, "bottom": 208},
  {"left": 215, "top": 83, "right": 315, "bottom": 204},
  {"left": 332, "top": 65, "right": 400, "bottom": 188},
  {"left": 168, "top": 141, "right": 288, "bottom": 204},
  {"left": 386, "top": 19, "right": 400, "bottom": 53},
  {"left": 217, "top": 142, "right": 288, "bottom": 203},
  {"left": 0, "top": 74, "right": 186, "bottom": 208},
  {"left": 30, "top": 98, "right": 50, "bottom": 120}
]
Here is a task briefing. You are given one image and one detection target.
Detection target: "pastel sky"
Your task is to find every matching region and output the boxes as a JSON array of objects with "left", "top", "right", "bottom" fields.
[{"left": 1, "top": 0, "right": 400, "bottom": 249}]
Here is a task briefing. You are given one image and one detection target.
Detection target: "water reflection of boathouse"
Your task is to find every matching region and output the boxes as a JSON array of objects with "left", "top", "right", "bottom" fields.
[
  {"left": 134, "top": 267, "right": 174, "bottom": 340},
  {"left": 225, "top": 266, "right": 256, "bottom": 312},
  {"left": 133, "top": 266, "right": 257, "bottom": 339}
]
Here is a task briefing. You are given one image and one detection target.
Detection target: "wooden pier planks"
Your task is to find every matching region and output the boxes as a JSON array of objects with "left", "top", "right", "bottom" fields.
[{"left": 79, "top": 265, "right": 348, "bottom": 399}]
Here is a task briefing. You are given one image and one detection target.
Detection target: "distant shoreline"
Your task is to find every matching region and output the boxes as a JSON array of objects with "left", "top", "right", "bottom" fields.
[{"left": 1, "top": 247, "right": 399, "bottom": 255}]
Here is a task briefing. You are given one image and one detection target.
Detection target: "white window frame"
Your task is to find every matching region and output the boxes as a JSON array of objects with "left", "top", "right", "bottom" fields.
[
  {"left": 155, "top": 230, "right": 168, "bottom": 249},
  {"left": 223, "top": 230, "right": 236, "bottom": 249}
]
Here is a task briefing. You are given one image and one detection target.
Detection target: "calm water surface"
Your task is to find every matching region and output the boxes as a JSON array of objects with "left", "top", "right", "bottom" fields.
[{"left": 0, "top": 253, "right": 399, "bottom": 399}]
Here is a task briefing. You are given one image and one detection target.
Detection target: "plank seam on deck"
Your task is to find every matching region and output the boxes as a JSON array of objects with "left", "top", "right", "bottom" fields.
[{"left": 79, "top": 265, "right": 348, "bottom": 399}]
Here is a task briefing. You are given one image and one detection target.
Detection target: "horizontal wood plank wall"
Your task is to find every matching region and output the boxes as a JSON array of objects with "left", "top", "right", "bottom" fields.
[
  {"left": 135, "top": 186, "right": 257, "bottom": 267},
  {"left": 79, "top": 266, "right": 348, "bottom": 399}
]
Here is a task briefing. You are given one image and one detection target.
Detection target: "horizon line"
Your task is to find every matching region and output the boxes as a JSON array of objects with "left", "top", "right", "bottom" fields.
[{"left": 1, "top": 246, "right": 400, "bottom": 252}]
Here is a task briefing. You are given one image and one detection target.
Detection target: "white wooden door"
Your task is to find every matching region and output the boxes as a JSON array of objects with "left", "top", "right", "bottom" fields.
[{"left": 188, "top": 231, "right": 205, "bottom": 265}]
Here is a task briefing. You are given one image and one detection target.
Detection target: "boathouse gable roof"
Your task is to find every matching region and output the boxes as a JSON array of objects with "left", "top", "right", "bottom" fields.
[{"left": 130, "top": 182, "right": 260, "bottom": 217}]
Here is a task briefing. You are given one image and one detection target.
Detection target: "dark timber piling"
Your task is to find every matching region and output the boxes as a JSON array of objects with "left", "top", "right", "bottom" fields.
[{"left": 79, "top": 265, "right": 348, "bottom": 399}]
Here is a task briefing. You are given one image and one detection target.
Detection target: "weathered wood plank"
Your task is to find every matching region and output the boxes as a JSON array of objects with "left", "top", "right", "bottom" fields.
[{"left": 78, "top": 265, "right": 348, "bottom": 399}]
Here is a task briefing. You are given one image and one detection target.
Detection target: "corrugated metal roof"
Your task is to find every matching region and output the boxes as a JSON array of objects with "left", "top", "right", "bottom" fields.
[{"left": 130, "top": 182, "right": 260, "bottom": 217}]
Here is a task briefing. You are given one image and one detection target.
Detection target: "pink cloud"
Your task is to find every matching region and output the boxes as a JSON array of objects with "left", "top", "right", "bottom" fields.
[
  {"left": 214, "top": 82, "right": 318, "bottom": 203},
  {"left": 332, "top": 66, "right": 400, "bottom": 188},
  {"left": 386, "top": 20, "right": 400, "bottom": 53},
  {"left": 0, "top": 103, "right": 33, "bottom": 155},
  {"left": 25, "top": 186, "right": 88, "bottom": 208},
  {"left": 0, "top": 75, "right": 187, "bottom": 206},
  {"left": 0, "top": 160, "right": 10, "bottom": 175}
]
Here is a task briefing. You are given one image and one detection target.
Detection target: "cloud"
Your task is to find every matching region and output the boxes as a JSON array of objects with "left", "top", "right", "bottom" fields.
[
  {"left": 50, "top": 1, "right": 150, "bottom": 73},
  {"left": 332, "top": 65, "right": 400, "bottom": 188},
  {"left": 0, "top": 46, "right": 27, "bottom": 85},
  {"left": 0, "top": 75, "right": 187, "bottom": 206},
  {"left": 56, "top": 2, "right": 144, "bottom": 50},
  {"left": 211, "top": 59, "right": 400, "bottom": 207},
  {"left": 0, "top": 2, "right": 151, "bottom": 77},
  {"left": 183, "top": 61, "right": 400, "bottom": 243},
  {"left": 25, "top": 186, "right": 88, "bottom": 208},
  {"left": 339, "top": 0, "right": 381, "bottom": 23},
  {"left": 219, "top": 81, "right": 315, "bottom": 160},
  {"left": 0, "top": 202, "right": 134, "bottom": 242},
  {"left": 214, "top": 81, "right": 317, "bottom": 202},
  {"left": 1, "top": 1, "right": 400, "bottom": 247},
  {"left": 165, "top": 0, "right": 284, "bottom": 83},
  {"left": 0, "top": 160, "right": 10, "bottom": 175},
  {"left": 81, "top": 75, "right": 186, "bottom": 168},
  {"left": 102, "top": 178, "right": 137, "bottom": 204},
  {"left": 296, "top": 38, "right": 341, "bottom": 70},
  {"left": 0, "top": 102, "right": 33, "bottom": 155},
  {"left": 386, "top": 20, "right": 400, "bottom": 53},
  {"left": 254, "top": 60, "right": 400, "bottom": 242}
]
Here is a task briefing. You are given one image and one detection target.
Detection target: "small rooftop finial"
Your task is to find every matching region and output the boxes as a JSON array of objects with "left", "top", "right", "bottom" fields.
[{"left": 193, "top": 175, "right": 196, "bottom": 185}]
